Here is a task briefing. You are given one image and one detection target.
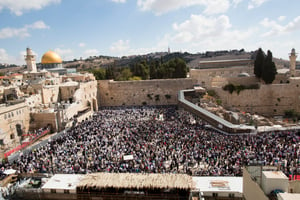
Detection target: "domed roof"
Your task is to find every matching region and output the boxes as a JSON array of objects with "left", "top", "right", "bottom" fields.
[{"left": 41, "top": 51, "right": 62, "bottom": 64}]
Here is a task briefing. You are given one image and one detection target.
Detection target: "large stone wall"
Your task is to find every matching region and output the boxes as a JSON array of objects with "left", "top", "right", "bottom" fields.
[
  {"left": 214, "top": 78, "right": 300, "bottom": 116},
  {"left": 30, "top": 112, "right": 57, "bottom": 131},
  {"left": 98, "top": 79, "right": 195, "bottom": 107},
  {"left": 190, "top": 66, "right": 254, "bottom": 88}
]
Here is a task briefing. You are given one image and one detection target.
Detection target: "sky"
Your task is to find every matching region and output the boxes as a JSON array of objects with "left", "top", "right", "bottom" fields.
[{"left": 1, "top": 0, "right": 300, "bottom": 65}]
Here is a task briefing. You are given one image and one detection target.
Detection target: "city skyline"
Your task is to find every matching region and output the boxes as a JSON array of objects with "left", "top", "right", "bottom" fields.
[{"left": 1, "top": 0, "right": 300, "bottom": 65}]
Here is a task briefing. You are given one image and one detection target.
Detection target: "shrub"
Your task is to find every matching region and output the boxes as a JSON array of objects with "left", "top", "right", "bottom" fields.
[
  {"left": 165, "top": 94, "right": 171, "bottom": 99},
  {"left": 207, "top": 90, "right": 217, "bottom": 97},
  {"left": 155, "top": 94, "right": 160, "bottom": 101}
]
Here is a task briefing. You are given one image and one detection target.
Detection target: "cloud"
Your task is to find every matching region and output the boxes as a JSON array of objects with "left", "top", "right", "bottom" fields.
[
  {"left": 0, "top": 49, "right": 29, "bottom": 65},
  {"left": 248, "top": 0, "right": 270, "bottom": 10},
  {"left": 0, "top": 20, "right": 49, "bottom": 39},
  {"left": 172, "top": 14, "right": 232, "bottom": 42},
  {"left": 232, "top": 0, "right": 243, "bottom": 7},
  {"left": 54, "top": 48, "right": 75, "bottom": 61},
  {"left": 137, "top": 0, "right": 230, "bottom": 15},
  {"left": 78, "top": 42, "right": 86, "bottom": 47},
  {"left": 158, "top": 14, "right": 254, "bottom": 53},
  {"left": 260, "top": 16, "right": 300, "bottom": 37},
  {"left": 0, "top": 48, "right": 10, "bottom": 63},
  {"left": 278, "top": 16, "right": 286, "bottom": 22},
  {"left": 111, "top": 0, "right": 126, "bottom": 3},
  {"left": 54, "top": 48, "right": 72, "bottom": 55},
  {"left": 84, "top": 49, "right": 99, "bottom": 57},
  {"left": 109, "top": 40, "right": 130, "bottom": 55},
  {"left": 0, "top": 0, "right": 61, "bottom": 16},
  {"left": 27, "top": 20, "right": 50, "bottom": 29}
]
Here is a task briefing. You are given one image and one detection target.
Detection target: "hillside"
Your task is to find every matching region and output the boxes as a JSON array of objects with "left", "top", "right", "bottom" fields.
[{"left": 1, "top": 49, "right": 290, "bottom": 74}]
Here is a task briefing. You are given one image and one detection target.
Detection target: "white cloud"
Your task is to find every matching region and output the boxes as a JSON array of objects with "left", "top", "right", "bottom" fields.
[
  {"left": 0, "top": 20, "right": 49, "bottom": 39},
  {"left": 158, "top": 14, "right": 254, "bottom": 54},
  {"left": 248, "top": 0, "right": 270, "bottom": 10},
  {"left": 278, "top": 16, "right": 286, "bottom": 22},
  {"left": 0, "top": 48, "right": 10, "bottom": 63},
  {"left": 232, "top": 0, "right": 243, "bottom": 7},
  {"left": 78, "top": 42, "right": 86, "bottom": 47},
  {"left": 111, "top": 0, "right": 126, "bottom": 3},
  {"left": 54, "top": 48, "right": 72, "bottom": 55},
  {"left": 0, "top": 49, "right": 29, "bottom": 65},
  {"left": 0, "top": 0, "right": 61, "bottom": 16},
  {"left": 53, "top": 48, "right": 76, "bottom": 61},
  {"left": 109, "top": 40, "right": 130, "bottom": 55},
  {"left": 260, "top": 16, "right": 300, "bottom": 37},
  {"left": 137, "top": 0, "right": 230, "bottom": 15},
  {"left": 172, "top": 14, "right": 232, "bottom": 42},
  {"left": 84, "top": 49, "right": 99, "bottom": 57},
  {"left": 27, "top": 20, "right": 50, "bottom": 29}
]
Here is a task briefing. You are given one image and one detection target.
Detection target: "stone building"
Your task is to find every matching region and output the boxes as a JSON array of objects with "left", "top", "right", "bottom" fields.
[
  {"left": 0, "top": 48, "right": 98, "bottom": 158},
  {"left": 0, "top": 102, "right": 30, "bottom": 158}
]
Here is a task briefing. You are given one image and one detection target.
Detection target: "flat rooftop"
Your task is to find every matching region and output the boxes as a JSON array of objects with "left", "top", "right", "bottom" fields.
[
  {"left": 277, "top": 193, "right": 300, "bottom": 200},
  {"left": 262, "top": 171, "right": 288, "bottom": 179},
  {"left": 192, "top": 176, "right": 243, "bottom": 193},
  {"left": 41, "top": 174, "right": 83, "bottom": 191}
]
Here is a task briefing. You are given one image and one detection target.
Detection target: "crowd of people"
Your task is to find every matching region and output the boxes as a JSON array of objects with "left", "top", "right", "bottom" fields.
[{"left": 2, "top": 106, "right": 300, "bottom": 177}]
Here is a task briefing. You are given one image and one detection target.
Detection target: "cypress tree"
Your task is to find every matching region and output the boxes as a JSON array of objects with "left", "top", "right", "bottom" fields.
[
  {"left": 261, "top": 50, "right": 277, "bottom": 84},
  {"left": 254, "top": 48, "right": 264, "bottom": 78}
]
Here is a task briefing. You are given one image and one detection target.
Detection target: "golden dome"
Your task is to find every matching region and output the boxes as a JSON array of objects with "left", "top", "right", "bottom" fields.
[{"left": 41, "top": 51, "right": 62, "bottom": 64}]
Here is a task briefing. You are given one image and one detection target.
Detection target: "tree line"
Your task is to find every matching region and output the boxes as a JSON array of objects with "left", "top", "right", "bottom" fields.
[{"left": 90, "top": 57, "right": 188, "bottom": 81}]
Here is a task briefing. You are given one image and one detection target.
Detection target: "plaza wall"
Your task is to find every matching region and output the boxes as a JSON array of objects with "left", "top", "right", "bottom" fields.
[
  {"left": 97, "top": 79, "right": 195, "bottom": 107},
  {"left": 214, "top": 78, "right": 300, "bottom": 116}
]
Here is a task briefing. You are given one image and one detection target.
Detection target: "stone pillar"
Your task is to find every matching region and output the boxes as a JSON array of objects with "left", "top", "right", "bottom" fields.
[{"left": 289, "top": 48, "right": 297, "bottom": 77}]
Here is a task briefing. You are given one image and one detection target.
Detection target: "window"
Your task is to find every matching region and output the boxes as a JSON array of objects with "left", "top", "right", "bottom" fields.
[
  {"left": 0, "top": 139, "right": 3, "bottom": 145},
  {"left": 229, "top": 193, "right": 235, "bottom": 198},
  {"left": 51, "top": 189, "right": 56, "bottom": 193},
  {"left": 64, "top": 189, "right": 70, "bottom": 194},
  {"left": 212, "top": 193, "right": 218, "bottom": 197},
  {"left": 16, "top": 124, "right": 23, "bottom": 136},
  {"left": 10, "top": 134, "right": 15, "bottom": 140}
]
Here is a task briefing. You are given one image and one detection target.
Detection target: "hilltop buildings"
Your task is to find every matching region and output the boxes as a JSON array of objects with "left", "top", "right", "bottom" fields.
[{"left": 0, "top": 48, "right": 97, "bottom": 158}]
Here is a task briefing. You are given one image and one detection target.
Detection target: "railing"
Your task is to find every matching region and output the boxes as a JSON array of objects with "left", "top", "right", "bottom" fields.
[{"left": 4, "top": 129, "right": 50, "bottom": 158}]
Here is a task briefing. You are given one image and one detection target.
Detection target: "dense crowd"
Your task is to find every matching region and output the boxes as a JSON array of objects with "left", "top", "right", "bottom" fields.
[{"left": 2, "top": 106, "right": 300, "bottom": 176}]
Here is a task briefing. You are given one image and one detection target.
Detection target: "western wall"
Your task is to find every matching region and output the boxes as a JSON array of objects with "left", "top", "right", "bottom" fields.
[{"left": 97, "top": 79, "right": 195, "bottom": 107}]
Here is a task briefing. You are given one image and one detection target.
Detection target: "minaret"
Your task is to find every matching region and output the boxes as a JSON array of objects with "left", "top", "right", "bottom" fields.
[
  {"left": 25, "top": 47, "right": 37, "bottom": 72},
  {"left": 289, "top": 48, "right": 297, "bottom": 77}
]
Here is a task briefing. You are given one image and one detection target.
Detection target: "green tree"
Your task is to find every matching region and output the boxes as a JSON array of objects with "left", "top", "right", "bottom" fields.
[
  {"left": 262, "top": 50, "right": 277, "bottom": 84},
  {"left": 254, "top": 48, "right": 265, "bottom": 78},
  {"left": 105, "top": 66, "right": 115, "bottom": 80},
  {"left": 149, "top": 60, "right": 158, "bottom": 79},
  {"left": 174, "top": 58, "right": 187, "bottom": 78},
  {"left": 116, "top": 68, "right": 132, "bottom": 81},
  {"left": 90, "top": 68, "right": 106, "bottom": 80}
]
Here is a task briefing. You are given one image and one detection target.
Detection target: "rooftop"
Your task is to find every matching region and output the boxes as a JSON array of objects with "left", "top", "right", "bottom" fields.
[
  {"left": 277, "top": 193, "right": 300, "bottom": 200},
  {"left": 262, "top": 171, "right": 288, "bottom": 179},
  {"left": 192, "top": 176, "right": 243, "bottom": 193},
  {"left": 42, "top": 174, "right": 83, "bottom": 191}
]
